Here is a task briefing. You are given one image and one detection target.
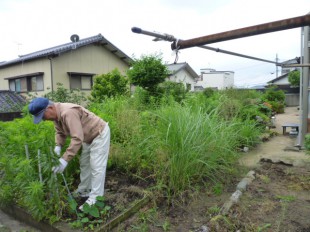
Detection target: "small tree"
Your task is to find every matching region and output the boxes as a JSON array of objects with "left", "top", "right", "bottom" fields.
[
  {"left": 90, "top": 69, "right": 128, "bottom": 101},
  {"left": 288, "top": 70, "right": 300, "bottom": 87},
  {"left": 262, "top": 85, "right": 286, "bottom": 113},
  {"left": 127, "top": 54, "right": 170, "bottom": 95}
]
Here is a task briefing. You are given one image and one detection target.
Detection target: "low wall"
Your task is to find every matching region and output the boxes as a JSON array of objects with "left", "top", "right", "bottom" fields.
[{"left": 285, "top": 94, "right": 299, "bottom": 107}]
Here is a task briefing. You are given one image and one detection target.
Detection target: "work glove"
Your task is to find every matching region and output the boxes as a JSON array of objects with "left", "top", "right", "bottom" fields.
[
  {"left": 54, "top": 146, "right": 62, "bottom": 156},
  {"left": 52, "top": 158, "right": 68, "bottom": 174}
]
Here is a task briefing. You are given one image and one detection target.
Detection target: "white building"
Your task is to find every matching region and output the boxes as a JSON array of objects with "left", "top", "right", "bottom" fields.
[
  {"left": 166, "top": 62, "right": 199, "bottom": 91},
  {"left": 195, "top": 69, "right": 234, "bottom": 90}
]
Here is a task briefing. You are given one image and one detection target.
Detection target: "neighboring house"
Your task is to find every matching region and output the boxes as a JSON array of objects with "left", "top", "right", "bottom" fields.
[
  {"left": 0, "top": 34, "right": 132, "bottom": 97},
  {"left": 280, "top": 57, "right": 300, "bottom": 75},
  {"left": 195, "top": 69, "right": 234, "bottom": 90},
  {"left": 267, "top": 71, "right": 300, "bottom": 107},
  {"left": 166, "top": 62, "right": 199, "bottom": 91},
  {"left": 0, "top": 90, "right": 26, "bottom": 121}
]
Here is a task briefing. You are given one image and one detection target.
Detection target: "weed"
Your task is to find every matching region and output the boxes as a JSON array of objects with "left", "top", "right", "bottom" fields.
[
  {"left": 257, "top": 223, "right": 272, "bottom": 231},
  {"left": 69, "top": 196, "right": 111, "bottom": 231},
  {"left": 275, "top": 195, "right": 296, "bottom": 202}
]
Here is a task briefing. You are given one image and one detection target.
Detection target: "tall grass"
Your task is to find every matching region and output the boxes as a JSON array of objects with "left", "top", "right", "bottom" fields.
[{"left": 153, "top": 104, "right": 244, "bottom": 199}]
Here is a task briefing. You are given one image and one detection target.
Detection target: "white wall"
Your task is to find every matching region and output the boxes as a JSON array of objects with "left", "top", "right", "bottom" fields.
[
  {"left": 196, "top": 70, "right": 234, "bottom": 90},
  {"left": 166, "top": 69, "right": 196, "bottom": 91},
  {"left": 273, "top": 76, "right": 289, "bottom": 85}
]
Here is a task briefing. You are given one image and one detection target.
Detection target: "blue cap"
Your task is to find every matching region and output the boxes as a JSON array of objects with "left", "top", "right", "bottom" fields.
[{"left": 28, "top": 97, "right": 52, "bottom": 124}]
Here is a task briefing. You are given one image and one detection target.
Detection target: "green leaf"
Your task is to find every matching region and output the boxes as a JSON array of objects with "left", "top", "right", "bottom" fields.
[
  {"left": 89, "top": 206, "right": 100, "bottom": 218},
  {"left": 95, "top": 201, "right": 105, "bottom": 208},
  {"left": 68, "top": 197, "right": 78, "bottom": 212},
  {"left": 96, "top": 196, "right": 105, "bottom": 202},
  {"left": 81, "top": 217, "right": 89, "bottom": 223}
]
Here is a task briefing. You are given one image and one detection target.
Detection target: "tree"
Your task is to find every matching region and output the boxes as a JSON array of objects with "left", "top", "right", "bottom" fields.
[
  {"left": 127, "top": 54, "right": 170, "bottom": 95},
  {"left": 288, "top": 70, "right": 300, "bottom": 87},
  {"left": 90, "top": 68, "right": 128, "bottom": 101}
]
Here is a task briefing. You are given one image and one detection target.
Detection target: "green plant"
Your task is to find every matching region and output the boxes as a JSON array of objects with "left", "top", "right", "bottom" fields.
[
  {"left": 257, "top": 223, "right": 272, "bottom": 232},
  {"left": 305, "top": 134, "right": 310, "bottom": 151},
  {"left": 275, "top": 195, "right": 296, "bottom": 202},
  {"left": 261, "top": 86, "right": 286, "bottom": 113},
  {"left": 288, "top": 70, "right": 300, "bottom": 87},
  {"left": 90, "top": 68, "right": 129, "bottom": 101},
  {"left": 127, "top": 53, "right": 170, "bottom": 96},
  {"left": 69, "top": 196, "right": 111, "bottom": 230},
  {"left": 44, "top": 83, "right": 87, "bottom": 105},
  {"left": 160, "top": 81, "right": 188, "bottom": 103},
  {"left": 208, "top": 206, "right": 221, "bottom": 215}
]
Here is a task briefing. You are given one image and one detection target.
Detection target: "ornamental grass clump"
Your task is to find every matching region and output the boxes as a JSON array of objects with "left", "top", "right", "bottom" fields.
[{"left": 153, "top": 104, "right": 245, "bottom": 199}]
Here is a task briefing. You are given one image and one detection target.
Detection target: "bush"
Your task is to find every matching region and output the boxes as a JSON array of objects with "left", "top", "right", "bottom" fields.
[
  {"left": 44, "top": 83, "right": 87, "bottom": 105},
  {"left": 304, "top": 134, "right": 310, "bottom": 152},
  {"left": 90, "top": 69, "right": 129, "bottom": 101}
]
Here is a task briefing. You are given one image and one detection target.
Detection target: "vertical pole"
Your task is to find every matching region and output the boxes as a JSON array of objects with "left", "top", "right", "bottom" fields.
[
  {"left": 276, "top": 54, "right": 279, "bottom": 78},
  {"left": 299, "top": 26, "right": 310, "bottom": 147},
  {"left": 25, "top": 144, "right": 29, "bottom": 159},
  {"left": 38, "top": 149, "right": 43, "bottom": 183}
]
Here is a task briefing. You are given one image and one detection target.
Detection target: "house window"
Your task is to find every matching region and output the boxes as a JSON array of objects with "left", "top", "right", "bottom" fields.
[
  {"left": 69, "top": 73, "right": 93, "bottom": 90},
  {"left": 8, "top": 74, "right": 44, "bottom": 92}
]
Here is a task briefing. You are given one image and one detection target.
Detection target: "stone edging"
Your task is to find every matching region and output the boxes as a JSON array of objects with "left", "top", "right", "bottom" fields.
[{"left": 220, "top": 170, "right": 256, "bottom": 215}]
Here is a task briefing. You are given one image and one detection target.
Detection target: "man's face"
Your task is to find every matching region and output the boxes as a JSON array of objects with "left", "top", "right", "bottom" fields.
[{"left": 43, "top": 106, "right": 56, "bottom": 121}]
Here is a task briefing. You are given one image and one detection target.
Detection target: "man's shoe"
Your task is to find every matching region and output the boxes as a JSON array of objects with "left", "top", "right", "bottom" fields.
[
  {"left": 73, "top": 189, "right": 90, "bottom": 198},
  {"left": 79, "top": 198, "right": 96, "bottom": 211}
]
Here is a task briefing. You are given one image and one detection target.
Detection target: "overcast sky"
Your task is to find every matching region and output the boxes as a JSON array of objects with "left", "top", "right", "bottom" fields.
[{"left": 0, "top": 0, "right": 309, "bottom": 87}]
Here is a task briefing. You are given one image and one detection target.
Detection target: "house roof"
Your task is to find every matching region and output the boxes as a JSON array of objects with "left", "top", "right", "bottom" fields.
[
  {"left": 0, "top": 90, "right": 26, "bottom": 113},
  {"left": 166, "top": 62, "right": 199, "bottom": 79},
  {"left": 268, "top": 73, "right": 289, "bottom": 84},
  {"left": 279, "top": 57, "right": 300, "bottom": 66},
  {"left": 0, "top": 34, "right": 133, "bottom": 68}
]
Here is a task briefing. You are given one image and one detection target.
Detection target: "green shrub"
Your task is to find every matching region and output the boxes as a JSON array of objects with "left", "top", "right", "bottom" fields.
[
  {"left": 305, "top": 134, "right": 310, "bottom": 151},
  {"left": 90, "top": 68, "right": 129, "bottom": 101},
  {"left": 44, "top": 83, "right": 87, "bottom": 105}
]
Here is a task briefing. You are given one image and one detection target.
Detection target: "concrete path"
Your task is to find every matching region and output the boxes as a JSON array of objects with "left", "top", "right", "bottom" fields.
[
  {"left": 239, "top": 106, "right": 310, "bottom": 168},
  {"left": 0, "top": 209, "right": 40, "bottom": 232}
]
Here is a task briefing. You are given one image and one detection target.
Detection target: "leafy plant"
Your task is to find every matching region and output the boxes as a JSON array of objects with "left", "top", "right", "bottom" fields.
[
  {"left": 305, "top": 134, "right": 310, "bottom": 151},
  {"left": 69, "top": 196, "right": 111, "bottom": 230},
  {"left": 127, "top": 53, "right": 170, "bottom": 96},
  {"left": 90, "top": 68, "right": 129, "bottom": 101},
  {"left": 288, "top": 70, "right": 300, "bottom": 87},
  {"left": 44, "top": 83, "right": 87, "bottom": 105}
]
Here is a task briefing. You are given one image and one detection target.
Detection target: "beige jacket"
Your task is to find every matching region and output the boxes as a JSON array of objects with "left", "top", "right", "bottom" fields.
[{"left": 53, "top": 103, "right": 106, "bottom": 161}]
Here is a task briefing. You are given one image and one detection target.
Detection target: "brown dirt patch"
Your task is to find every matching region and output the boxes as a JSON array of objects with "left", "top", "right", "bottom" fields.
[{"left": 208, "top": 161, "right": 310, "bottom": 232}]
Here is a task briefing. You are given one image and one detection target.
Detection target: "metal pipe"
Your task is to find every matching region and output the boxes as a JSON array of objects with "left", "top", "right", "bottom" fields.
[
  {"left": 131, "top": 27, "right": 177, "bottom": 42},
  {"left": 282, "top": 64, "right": 310, "bottom": 67},
  {"left": 132, "top": 27, "right": 278, "bottom": 64},
  {"left": 37, "top": 150, "right": 43, "bottom": 183},
  {"left": 171, "top": 14, "right": 310, "bottom": 50},
  {"left": 300, "top": 26, "right": 310, "bottom": 148},
  {"left": 198, "top": 45, "right": 278, "bottom": 64},
  {"left": 48, "top": 57, "right": 54, "bottom": 92},
  {"left": 61, "top": 173, "right": 79, "bottom": 215},
  {"left": 25, "top": 144, "right": 29, "bottom": 159}
]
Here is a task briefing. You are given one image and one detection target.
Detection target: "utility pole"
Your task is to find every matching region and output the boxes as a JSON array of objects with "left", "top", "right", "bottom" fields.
[{"left": 276, "top": 54, "right": 278, "bottom": 78}]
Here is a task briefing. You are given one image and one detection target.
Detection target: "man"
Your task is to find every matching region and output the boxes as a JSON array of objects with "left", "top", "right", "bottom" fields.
[{"left": 28, "top": 97, "right": 110, "bottom": 210}]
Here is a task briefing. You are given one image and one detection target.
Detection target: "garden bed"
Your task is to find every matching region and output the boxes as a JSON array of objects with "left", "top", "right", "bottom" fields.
[{"left": 1, "top": 170, "right": 153, "bottom": 232}]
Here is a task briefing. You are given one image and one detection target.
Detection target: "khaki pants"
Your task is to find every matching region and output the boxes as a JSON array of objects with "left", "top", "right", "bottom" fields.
[{"left": 78, "top": 123, "right": 110, "bottom": 201}]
